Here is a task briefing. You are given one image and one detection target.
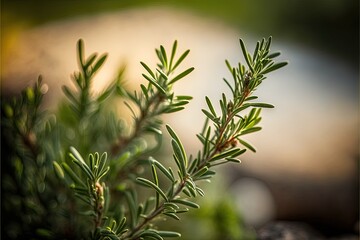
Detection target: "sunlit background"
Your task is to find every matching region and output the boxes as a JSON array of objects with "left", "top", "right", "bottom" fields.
[{"left": 1, "top": 0, "right": 359, "bottom": 239}]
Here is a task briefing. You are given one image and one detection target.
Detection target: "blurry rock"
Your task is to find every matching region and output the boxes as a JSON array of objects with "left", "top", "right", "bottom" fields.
[
  {"left": 269, "top": 175, "right": 359, "bottom": 233},
  {"left": 257, "top": 221, "right": 325, "bottom": 240},
  {"left": 227, "top": 166, "right": 359, "bottom": 237},
  {"left": 257, "top": 221, "right": 359, "bottom": 240}
]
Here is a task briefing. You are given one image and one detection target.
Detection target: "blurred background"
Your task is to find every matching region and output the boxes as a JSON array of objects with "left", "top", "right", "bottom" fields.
[{"left": 1, "top": 0, "right": 359, "bottom": 239}]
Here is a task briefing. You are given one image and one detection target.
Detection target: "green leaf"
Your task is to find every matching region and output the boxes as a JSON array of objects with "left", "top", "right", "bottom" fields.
[
  {"left": 220, "top": 93, "right": 228, "bottom": 118},
  {"left": 163, "top": 106, "right": 185, "bottom": 113},
  {"left": 163, "top": 212, "right": 180, "bottom": 220},
  {"left": 142, "top": 74, "right": 167, "bottom": 94},
  {"left": 103, "top": 185, "right": 110, "bottom": 214},
  {"left": 151, "top": 158, "right": 175, "bottom": 182},
  {"left": 118, "top": 217, "right": 127, "bottom": 233},
  {"left": 97, "top": 152, "right": 108, "bottom": 177},
  {"left": 186, "top": 178, "right": 196, "bottom": 191},
  {"left": 71, "top": 157, "right": 94, "bottom": 181},
  {"left": 89, "top": 153, "right": 95, "bottom": 172},
  {"left": 238, "top": 139, "right": 256, "bottom": 152},
  {"left": 164, "top": 202, "right": 179, "bottom": 210},
  {"left": 97, "top": 86, "right": 114, "bottom": 103},
  {"left": 160, "top": 45, "right": 168, "bottom": 67},
  {"left": 62, "top": 86, "right": 78, "bottom": 104},
  {"left": 84, "top": 53, "right": 97, "bottom": 69},
  {"left": 259, "top": 38, "right": 265, "bottom": 51},
  {"left": 253, "top": 41, "right": 260, "bottom": 62},
  {"left": 175, "top": 208, "right": 190, "bottom": 214},
  {"left": 168, "top": 67, "right": 194, "bottom": 85},
  {"left": 184, "top": 183, "right": 197, "bottom": 197},
  {"left": 69, "top": 147, "right": 94, "bottom": 180},
  {"left": 267, "top": 52, "right": 281, "bottom": 59},
  {"left": 205, "top": 96, "right": 217, "bottom": 116},
  {"left": 196, "top": 134, "right": 206, "bottom": 145},
  {"left": 140, "top": 84, "right": 149, "bottom": 101},
  {"left": 36, "top": 228, "right": 54, "bottom": 238},
  {"left": 247, "top": 103, "right": 274, "bottom": 108},
  {"left": 225, "top": 59, "right": 233, "bottom": 72},
  {"left": 100, "top": 230, "right": 118, "bottom": 240},
  {"left": 69, "top": 146, "right": 86, "bottom": 165},
  {"left": 168, "top": 167, "right": 176, "bottom": 181},
  {"left": 138, "top": 230, "right": 163, "bottom": 240},
  {"left": 136, "top": 177, "right": 168, "bottom": 201},
  {"left": 239, "top": 38, "right": 254, "bottom": 73},
  {"left": 182, "top": 188, "right": 192, "bottom": 197},
  {"left": 124, "top": 191, "right": 137, "bottom": 228},
  {"left": 187, "top": 158, "right": 198, "bottom": 174},
  {"left": 74, "top": 193, "right": 92, "bottom": 205},
  {"left": 53, "top": 161, "right": 64, "bottom": 179},
  {"left": 96, "top": 166, "right": 110, "bottom": 181},
  {"left": 92, "top": 54, "right": 108, "bottom": 74},
  {"left": 231, "top": 148, "right": 247, "bottom": 157},
  {"left": 72, "top": 186, "right": 90, "bottom": 195},
  {"left": 172, "top": 199, "right": 200, "bottom": 209},
  {"left": 151, "top": 163, "right": 160, "bottom": 206},
  {"left": 176, "top": 95, "right": 193, "bottom": 101},
  {"left": 171, "top": 100, "right": 190, "bottom": 108},
  {"left": 223, "top": 78, "right": 234, "bottom": 95},
  {"left": 196, "top": 186, "right": 205, "bottom": 196},
  {"left": 166, "top": 125, "right": 187, "bottom": 168},
  {"left": 192, "top": 166, "right": 209, "bottom": 179},
  {"left": 203, "top": 126, "right": 211, "bottom": 156},
  {"left": 124, "top": 101, "right": 137, "bottom": 118},
  {"left": 61, "top": 162, "right": 85, "bottom": 187},
  {"left": 156, "top": 68, "right": 168, "bottom": 81},
  {"left": 171, "top": 140, "right": 186, "bottom": 177},
  {"left": 157, "top": 230, "right": 181, "bottom": 238},
  {"left": 210, "top": 148, "right": 244, "bottom": 161},
  {"left": 265, "top": 36, "right": 272, "bottom": 51},
  {"left": 195, "top": 170, "right": 216, "bottom": 180},
  {"left": 201, "top": 109, "right": 218, "bottom": 124},
  {"left": 225, "top": 158, "right": 242, "bottom": 163},
  {"left": 261, "top": 61, "right": 288, "bottom": 74},
  {"left": 169, "top": 40, "right": 178, "bottom": 71},
  {"left": 140, "top": 61, "right": 156, "bottom": 79},
  {"left": 77, "top": 39, "right": 85, "bottom": 66},
  {"left": 245, "top": 96, "right": 258, "bottom": 101},
  {"left": 137, "top": 204, "right": 144, "bottom": 221},
  {"left": 172, "top": 49, "right": 190, "bottom": 71},
  {"left": 247, "top": 108, "right": 257, "bottom": 121},
  {"left": 147, "top": 126, "right": 162, "bottom": 135},
  {"left": 241, "top": 127, "right": 262, "bottom": 135}
]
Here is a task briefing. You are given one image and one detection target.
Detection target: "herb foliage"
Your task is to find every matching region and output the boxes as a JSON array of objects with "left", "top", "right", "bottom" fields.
[{"left": 1, "top": 37, "right": 286, "bottom": 239}]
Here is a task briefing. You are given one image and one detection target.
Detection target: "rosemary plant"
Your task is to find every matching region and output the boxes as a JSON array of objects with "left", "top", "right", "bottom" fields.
[{"left": 1, "top": 37, "right": 286, "bottom": 239}]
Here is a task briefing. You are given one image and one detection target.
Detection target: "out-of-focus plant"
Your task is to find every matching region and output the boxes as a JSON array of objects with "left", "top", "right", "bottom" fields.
[{"left": 1, "top": 37, "right": 286, "bottom": 239}]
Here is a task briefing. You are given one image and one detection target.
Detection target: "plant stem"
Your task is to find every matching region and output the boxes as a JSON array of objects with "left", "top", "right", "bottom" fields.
[
  {"left": 196, "top": 88, "right": 250, "bottom": 172},
  {"left": 111, "top": 91, "right": 164, "bottom": 156},
  {"left": 124, "top": 180, "right": 186, "bottom": 240}
]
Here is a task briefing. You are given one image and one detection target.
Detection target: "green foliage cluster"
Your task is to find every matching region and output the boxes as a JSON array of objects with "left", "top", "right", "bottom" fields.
[{"left": 1, "top": 37, "right": 286, "bottom": 239}]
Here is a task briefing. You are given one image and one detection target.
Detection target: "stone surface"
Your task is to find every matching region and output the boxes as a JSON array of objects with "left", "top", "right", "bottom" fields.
[{"left": 257, "top": 221, "right": 359, "bottom": 240}]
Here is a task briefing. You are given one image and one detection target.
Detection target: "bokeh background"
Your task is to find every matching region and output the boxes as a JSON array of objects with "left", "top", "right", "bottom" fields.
[{"left": 1, "top": 0, "right": 359, "bottom": 239}]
